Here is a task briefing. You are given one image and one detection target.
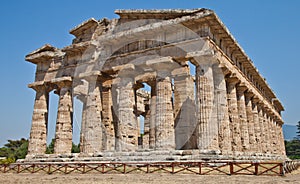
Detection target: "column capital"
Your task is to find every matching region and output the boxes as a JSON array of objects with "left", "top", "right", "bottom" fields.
[
  {"left": 186, "top": 50, "right": 218, "bottom": 66},
  {"left": 225, "top": 75, "right": 240, "bottom": 86},
  {"left": 245, "top": 90, "right": 255, "bottom": 99},
  {"left": 52, "top": 77, "right": 73, "bottom": 88},
  {"left": 252, "top": 96, "right": 261, "bottom": 104},
  {"left": 236, "top": 83, "right": 248, "bottom": 94},
  {"left": 146, "top": 57, "right": 179, "bottom": 78},
  {"left": 218, "top": 63, "right": 232, "bottom": 76},
  {"left": 79, "top": 71, "right": 103, "bottom": 82},
  {"left": 102, "top": 78, "right": 113, "bottom": 88},
  {"left": 28, "top": 81, "right": 52, "bottom": 92}
]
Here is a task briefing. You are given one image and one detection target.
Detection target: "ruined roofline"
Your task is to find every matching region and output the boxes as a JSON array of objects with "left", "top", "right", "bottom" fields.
[
  {"left": 115, "top": 8, "right": 207, "bottom": 14},
  {"left": 69, "top": 18, "right": 99, "bottom": 37},
  {"left": 26, "top": 44, "right": 58, "bottom": 57},
  {"left": 25, "top": 44, "right": 62, "bottom": 64},
  {"left": 204, "top": 12, "right": 284, "bottom": 111},
  {"left": 113, "top": 9, "right": 283, "bottom": 110},
  {"left": 24, "top": 9, "right": 284, "bottom": 111},
  {"left": 115, "top": 8, "right": 211, "bottom": 18}
]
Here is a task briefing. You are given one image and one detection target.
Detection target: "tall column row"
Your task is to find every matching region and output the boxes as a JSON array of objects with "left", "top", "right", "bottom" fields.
[{"left": 27, "top": 59, "right": 285, "bottom": 157}]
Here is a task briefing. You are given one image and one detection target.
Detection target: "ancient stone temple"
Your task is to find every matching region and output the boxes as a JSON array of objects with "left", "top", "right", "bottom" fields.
[{"left": 25, "top": 9, "right": 286, "bottom": 162}]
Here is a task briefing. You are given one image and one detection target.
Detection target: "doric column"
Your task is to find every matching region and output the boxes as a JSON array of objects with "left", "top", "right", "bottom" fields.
[
  {"left": 196, "top": 59, "right": 219, "bottom": 152},
  {"left": 277, "top": 122, "right": 286, "bottom": 156},
  {"left": 226, "top": 77, "right": 242, "bottom": 152},
  {"left": 267, "top": 114, "right": 274, "bottom": 154},
  {"left": 149, "top": 81, "right": 156, "bottom": 149},
  {"left": 80, "top": 75, "right": 103, "bottom": 154},
  {"left": 245, "top": 91, "right": 256, "bottom": 153},
  {"left": 143, "top": 104, "right": 150, "bottom": 149},
  {"left": 113, "top": 70, "right": 138, "bottom": 151},
  {"left": 213, "top": 64, "right": 231, "bottom": 154},
  {"left": 53, "top": 78, "right": 73, "bottom": 154},
  {"left": 146, "top": 57, "right": 178, "bottom": 150},
  {"left": 258, "top": 106, "right": 267, "bottom": 154},
  {"left": 236, "top": 84, "right": 250, "bottom": 152},
  {"left": 133, "top": 83, "right": 145, "bottom": 140},
  {"left": 27, "top": 83, "right": 50, "bottom": 155},
  {"left": 102, "top": 79, "right": 115, "bottom": 151},
  {"left": 252, "top": 97, "right": 262, "bottom": 153},
  {"left": 269, "top": 116, "right": 277, "bottom": 154},
  {"left": 155, "top": 72, "right": 175, "bottom": 149},
  {"left": 263, "top": 110, "right": 271, "bottom": 154},
  {"left": 173, "top": 66, "right": 197, "bottom": 150}
]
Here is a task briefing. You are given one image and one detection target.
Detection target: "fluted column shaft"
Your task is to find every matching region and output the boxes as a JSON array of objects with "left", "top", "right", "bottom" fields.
[
  {"left": 102, "top": 80, "right": 115, "bottom": 151},
  {"left": 267, "top": 115, "right": 274, "bottom": 154},
  {"left": 252, "top": 98, "right": 262, "bottom": 153},
  {"left": 236, "top": 85, "right": 250, "bottom": 152},
  {"left": 81, "top": 76, "right": 103, "bottom": 153},
  {"left": 258, "top": 107, "right": 267, "bottom": 153},
  {"left": 213, "top": 64, "right": 231, "bottom": 154},
  {"left": 149, "top": 83, "right": 156, "bottom": 149},
  {"left": 226, "top": 78, "right": 242, "bottom": 152},
  {"left": 54, "top": 81, "right": 73, "bottom": 154},
  {"left": 155, "top": 73, "right": 175, "bottom": 150},
  {"left": 174, "top": 67, "right": 196, "bottom": 150},
  {"left": 245, "top": 92, "right": 256, "bottom": 152},
  {"left": 277, "top": 123, "right": 286, "bottom": 156},
  {"left": 28, "top": 85, "right": 50, "bottom": 155},
  {"left": 269, "top": 117, "right": 277, "bottom": 154},
  {"left": 114, "top": 77, "right": 138, "bottom": 151},
  {"left": 263, "top": 111, "right": 271, "bottom": 154},
  {"left": 196, "top": 61, "right": 219, "bottom": 151}
]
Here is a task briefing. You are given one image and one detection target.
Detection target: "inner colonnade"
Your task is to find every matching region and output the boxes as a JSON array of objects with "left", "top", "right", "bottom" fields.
[{"left": 25, "top": 9, "right": 285, "bottom": 161}]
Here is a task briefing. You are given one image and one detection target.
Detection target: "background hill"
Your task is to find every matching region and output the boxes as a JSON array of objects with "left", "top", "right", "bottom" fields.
[{"left": 283, "top": 124, "right": 297, "bottom": 140}]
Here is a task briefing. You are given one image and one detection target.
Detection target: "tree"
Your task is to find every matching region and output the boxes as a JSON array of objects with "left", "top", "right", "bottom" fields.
[
  {"left": 285, "top": 121, "right": 300, "bottom": 159},
  {"left": 72, "top": 143, "right": 80, "bottom": 153},
  {"left": 46, "top": 139, "right": 80, "bottom": 154},
  {"left": 296, "top": 121, "right": 300, "bottom": 140},
  {"left": 46, "top": 139, "right": 55, "bottom": 154},
  {"left": 0, "top": 138, "right": 28, "bottom": 160}
]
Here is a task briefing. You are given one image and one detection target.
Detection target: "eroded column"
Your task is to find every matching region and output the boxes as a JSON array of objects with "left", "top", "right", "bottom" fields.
[
  {"left": 263, "top": 110, "right": 271, "bottom": 154},
  {"left": 277, "top": 121, "right": 286, "bottom": 156},
  {"left": 113, "top": 74, "right": 138, "bottom": 151},
  {"left": 155, "top": 72, "right": 175, "bottom": 150},
  {"left": 81, "top": 75, "right": 103, "bottom": 154},
  {"left": 149, "top": 82, "right": 156, "bottom": 149},
  {"left": 236, "top": 85, "right": 250, "bottom": 152},
  {"left": 102, "top": 80, "right": 115, "bottom": 151},
  {"left": 269, "top": 116, "right": 277, "bottom": 154},
  {"left": 258, "top": 106, "right": 267, "bottom": 154},
  {"left": 28, "top": 84, "right": 50, "bottom": 155},
  {"left": 173, "top": 66, "right": 197, "bottom": 150},
  {"left": 252, "top": 97, "right": 262, "bottom": 153},
  {"left": 213, "top": 64, "right": 231, "bottom": 154},
  {"left": 196, "top": 60, "right": 219, "bottom": 152},
  {"left": 226, "top": 77, "right": 242, "bottom": 153},
  {"left": 245, "top": 92, "right": 257, "bottom": 153},
  {"left": 54, "top": 79, "right": 73, "bottom": 154}
]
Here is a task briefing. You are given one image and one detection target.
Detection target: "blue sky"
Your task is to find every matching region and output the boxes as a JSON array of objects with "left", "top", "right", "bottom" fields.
[{"left": 0, "top": 0, "right": 299, "bottom": 146}]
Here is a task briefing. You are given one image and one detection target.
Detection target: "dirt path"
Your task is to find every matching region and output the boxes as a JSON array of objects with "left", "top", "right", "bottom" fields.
[{"left": 1, "top": 170, "right": 300, "bottom": 184}]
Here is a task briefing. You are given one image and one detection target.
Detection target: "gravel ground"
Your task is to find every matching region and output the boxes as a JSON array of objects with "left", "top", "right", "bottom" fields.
[{"left": 0, "top": 169, "right": 300, "bottom": 184}]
